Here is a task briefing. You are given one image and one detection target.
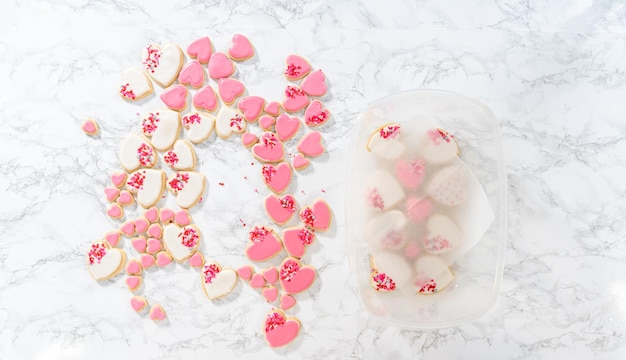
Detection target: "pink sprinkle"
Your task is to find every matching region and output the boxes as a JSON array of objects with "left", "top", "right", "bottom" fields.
[
  {"left": 367, "top": 189, "right": 384, "bottom": 210},
  {"left": 88, "top": 243, "right": 107, "bottom": 265},
  {"left": 126, "top": 171, "right": 146, "bottom": 191},
  {"left": 168, "top": 173, "right": 189, "bottom": 192},
  {"left": 142, "top": 45, "right": 161, "bottom": 73},
  {"left": 182, "top": 113, "right": 201, "bottom": 128},
  {"left": 285, "top": 85, "right": 305, "bottom": 99},
  {"left": 298, "top": 229, "right": 314, "bottom": 245},
  {"left": 202, "top": 263, "right": 220, "bottom": 284},
  {"left": 120, "top": 83, "right": 136, "bottom": 99},
  {"left": 280, "top": 259, "right": 300, "bottom": 282},
  {"left": 136, "top": 143, "right": 154, "bottom": 166},
  {"left": 300, "top": 208, "right": 315, "bottom": 228},
  {"left": 249, "top": 226, "right": 269, "bottom": 243},
  {"left": 230, "top": 114, "right": 244, "bottom": 131},
  {"left": 164, "top": 151, "right": 179, "bottom": 167},
  {"left": 262, "top": 164, "right": 276, "bottom": 183},
  {"left": 178, "top": 227, "right": 198, "bottom": 248},
  {"left": 239, "top": 218, "right": 246, "bottom": 227},
  {"left": 280, "top": 196, "right": 295, "bottom": 212},
  {"left": 372, "top": 271, "right": 396, "bottom": 291},
  {"left": 141, "top": 112, "right": 160, "bottom": 134},
  {"left": 379, "top": 125, "right": 400, "bottom": 139},
  {"left": 265, "top": 312, "right": 286, "bottom": 332}
]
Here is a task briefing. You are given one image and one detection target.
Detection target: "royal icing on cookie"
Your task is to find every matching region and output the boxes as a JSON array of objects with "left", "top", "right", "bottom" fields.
[
  {"left": 250, "top": 273, "right": 266, "bottom": 288},
  {"left": 395, "top": 158, "right": 426, "bottom": 190},
  {"left": 142, "top": 43, "right": 184, "bottom": 88},
  {"left": 258, "top": 115, "right": 275, "bottom": 131},
  {"left": 116, "top": 190, "right": 134, "bottom": 206},
  {"left": 245, "top": 226, "right": 283, "bottom": 261},
  {"left": 279, "top": 294, "right": 296, "bottom": 310},
  {"left": 160, "top": 85, "right": 188, "bottom": 111},
  {"left": 282, "top": 227, "right": 315, "bottom": 258},
  {"left": 366, "top": 171, "right": 405, "bottom": 211},
  {"left": 140, "top": 110, "right": 180, "bottom": 151},
  {"left": 140, "top": 253, "right": 155, "bottom": 268},
  {"left": 406, "top": 196, "right": 431, "bottom": 223},
  {"left": 119, "top": 134, "right": 157, "bottom": 172},
  {"left": 106, "top": 203, "right": 124, "bottom": 219},
  {"left": 304, "top": 100, "right": 330, "bottom": 127},
  {"left": 218, "top": 78, "right": 245, "bottom": 105},
  {"left": 365, "top": 210, "right": 408, "bottom": 252},
  {"left": 265, "top": 194, "right": 297, "bottom": 225},
  {"left": 110, "top": 172, "right": 127, "bottom": 188},
  {"left": 264, "top": 309, "right": 301, "bottom": 348},
  {"left": 300, "top": 70, "right": 327, "bottom": 97},
  {"left": 423, "top": 215, "right": 461, "bottom": 255},
  {"left": 130, "top": 296, "right": 148, "bottom": 312},
  {"left": 144, "top": 207, "right": 159, "bottom": 223},
  {"left": 370, "top": 270, "right": 397, "bottom": 292},
  {"left": 192, "top": 85, "right": 219, "bottom": 112},
  {"left": 228, "top": 34, "right": 255, "bottom": 61},
  {"left": 120, "top": 68, "right": 153, "bottom": 101},
  {"left": 104, "top": 231, "right": 122, "bottom": 247},
  {"left": 284, "top": 55, "right": 311, "bottom": 81},
  {"left": 87, "top": 241, "right": 126, "bottom": 280},
  {"left": 366, "top": 123, "right": 405, "bottom": 160},
  {"left": 181, "top": 111, "right": 215, "bottom": 143},
  {"left": 125, "top": 276, "right": 142, "bottom": 291},
  {"left": 371, "top": 252, "right": 412, "bottom": 289},
  {"left": 146, "top": 238, "right": 163, "bottom": 254},
  {"left": 422, "top": 128, "right": 459, "bottom": 164},
  {"left": 104, "top": 187, "right": 120, "bottom": 202},
  {"left": 297, "top": 131, "right": 324, "bottom": 157},
  {"left": 208, "top": 52, "right": 235, "bottom": 79},
  {"left": 262, "top": 267, "right": 279, "bottom": 284},
  {"left": 119, "top": 220, "right": 135, "bottom": 237},
  {"left": 201, "top": 261, "right": 239, "bottom": 300},
  {"left": 278, "top": 257, "right": 316, "bottom": 294},
  {"left": 187, "top": 37, "right": 212, "bottom": 63},
  {"left": 156, "top": 251, "right": 173, "bottom": 267},
  {"left": 292, "top": 153, "right": 310, "bottom": 170},
  {"left": 261, "top": 162, "right": 292, "bottom": 194},
  {"left": 253, "top": 132, "right": 285, "bottom": 163},
  {"left": 426, "top": 165, "right": 466, "bottom": 206},
  {"left": 275, "top": 114, "right": 300, "bottom": 141},
  {"left": 178, "top": 60, "right": 205, "bottom": 88},
  {"left": 238, "top": 96, "right": 265, "bottom": 122},
  {"left": 164, "top": 139, "right": 196, "bottom": 171},
  {"left": 215, "top": 106, "right": 246, "bottom": 139},
  {"left": 188, "top": 252, "right": 205, "bottom": 268},
  {"left": 163, "top": 224, "right": 201, "bottom": 262},
  {"left": 262, "top": 285, "right": 279, "bottom": 302},
  {"left": 264, "top": 101, "right": 281, "bottom": 116},
  {"left": 174, "top": 209, "right": 191, "bottom": 226},
  {"left": 125, "top": 169, "right": 166, "bottom": 208},
  {"left": 166, "top": 171, "right": 205, "bottom": 208},
  {"left": 149, "top": 304, "right": 167, "bottom": 321},
  {"left": 131, "top": 236, "right": 147, "bottom": 253},
  {"left": 299, "top": 200, "right": 331, "bottom": 231},
  {"left": 81, "top": 118, "right": 99, "bottom": 135},
  {"left": 282, "top": 85, "right": 309, "bottom": 113},
  {"left": 241, "top": 132, "right": 259, "bottom": 148},
  {"left": 237, "top": 265, "right": 253, "bottom": 281},
  {"left": 160, "top": 208, "right": 175, "bottom": 223},
  {"left": 147, "top": 223, "right": 162, "bottom": 239},
  {"left": 413, "top": 255, "right": 455, "bottom": 294}
]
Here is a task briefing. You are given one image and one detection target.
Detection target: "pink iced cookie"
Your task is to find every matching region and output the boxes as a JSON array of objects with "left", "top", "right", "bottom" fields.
[
  {"left": 299, "top": 199, "right": 331, "bottom": 231},
  {"left": 422, "top": 128, "right": 460, "bottom": 164},
  {"left": 146, "top": 238, "right": 162, "bottom": 254},
  {"left": 81, "top": 118, "right": 99, "bottom": 135},
  {"left": 366, "top": 123, "right": 405, "bottom": 160},
  {"left": 262, "top": 266, "right": 279, "bottom": 284},
  {"left": 175, "top": 209, "right": 191, "bottom": 226},
  {"left": 292, "top": 153, "right": 310, "bottom": 170},
  {"left": 215, "top": 106, "right": 246, "bottom": 139},
  {"left": 218, "top": 78, "right": 245, "bottom": 105},
  {"left": 238, "top": 96, "right": 265, "bottom": 122},
  {"left": 396, "top": 158, "right": 426, "bottom": 190},
  {"left": 131, "top": 236, "right": 147, "bottom": 253},
  {"left": 261, "top": 163, "right": 292, "bottom": 194},
  {"left": 178, "top": 60, "right": 205, "bottom": 88},
  {"left": 104, "top": 187, "right": 120, "bottom": 202},
  {"left": 187, "top": 37, "right": 212, "bottom": 63},
  {"left": 241, "top": 132, "right": 258, "bottom": 148},
  {"left": 140, "top": 253, "right": 155, "bottom": 268},
  {"left": 160, "top": 85, "right": 188, "bottom": 111},
  {"left": 365, "top": 210, "right": 408, "bottom": 251},
  {"left": 130, "top": 296, "right": 148, "bottom": 312},
  {"left": 188, "top": 252, "right": 205, "bottom": 268},
  {"left": 406, "top": 196, "right": 431, "bottom": 223},
  {"left": 134, "top": 218, "right": 150, "bottom": 234},
  {"left": 297, "top": 131, "right": 324, "bottom": 157},
  {"left": 284, "top": 54, "right": 311, "bottom": 81},
  {"left": 104, "top": 231, "right": 122, "bottom": 247},
  {"left": 237, "top": 265, "right": 253, "bottom": 281},
  {"left": 116, "top": 190, "right": 134, "bottom": 206},
  {"left": 282, "top": 85, "right": 309, "bottom": 113},
  {"left": 125, "top": 276, "right": 142, "bottom": 291},
  {"left": 264, "top": 101, "right": 281, "bottom": 116},
  {"left": 245, "top": 226, "right": 282, "bottom": 261},
  {"left": 144, "top": 207, "right": 159, "bottom": 223},
  {"left": 264, "top": 310, "right": 301, "bottom": 348},
  {"left": 147, "top": 223, "right": 162, "bottom": 239},
  {"left": 275, "top": 114, "right": 301, "bottom": 141},
  {"left": 300, "top": 70, "right": 327, "bottom": 97},
  {"left": 258, "top": 115, "right": 275, "bottom": 131},
  {"left": 149, "top": 304, "right": 167, "bottom": 321},
  {"left": 250, "top": 273, "right": 265, "bottom": 288},
  {"left": 110, "top": 172, "right": 127, "bottom": 188},
  {"left": 106, "top": 203, "right": 124, "bottom": 219},
  {"left": 119, "top": 68, "right": 153, "bottom": 101},
  {"left": 193, "top": 85, "right": 219, "bottom": 112},
  {"left": 156, "top": 251, "right": 173, "bottom": 267},
  {"left": 280, "top": 294, "right": 297, "bottom": 310},
  {"left": 278, "top": 257, "right": 316, "bottom": 294},
  {"left": 304, "top": 100, "right": 330, "bottom": 127},
  {"left": 262, "top": 286, "right": 278, "bottom": 302},
  {"left": 160, "top": 208, "right": 175, "bottom": 223},
  {"left": 228, "top": 34, "right": 254, "bottom": 61},
  {"left": 119, "top": 220, "right": 135, "bottom": 237},
  {"left": 126, "top": 259, "right": 142, "bottom": 275},
  {"left": 208, "top": 52, "right": 234, "bottom": 79},
  {"left": 200, "top": 261, "right": 238, "bottom": 300},
  {"left": 253, "top": 132, "right": 285, "bottom": 163},
  {"left": 265, "top": 194, "right": 297, "bottom": 225},
  {"left": 282, "top": 227, "right": 315, "bottom": 258}
]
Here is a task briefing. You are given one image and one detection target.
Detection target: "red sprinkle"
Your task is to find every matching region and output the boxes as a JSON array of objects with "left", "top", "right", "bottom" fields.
[
  {"left": 249, "top": 226, "right": 269, "bottom": 243},
  {"left": 168, "top": 173, "right": 190, "bottom": 192},
  {"left": 379, "top": 125, "right": 400, "bottom": 139},
  {"left": 202, "top": 263, "right": 220, "bottom": 284},
  {"left": 285, "top": 85, "right": 305, "bottom": 99},
  {"left": 366, "top": 189, "right": 384, "bottom": 210},
  {"left": 372, "top": 271, "right": 396, "bottom": 291},
  {"left": 178, "top": 227, "right": 198, "bottom": 248},
  {"left": 142, "top": 45, "right": 161, "bottom": 73},
  {"left": 120, "top": 83, "right": 136, "bottom": 99},
  {"left": 126, "top": 171, "right": 146, "bottom": 191},
  {"left": 141, "top": 112, "right": 160, "bottom": 134},
  {"left": 265, "top": 312, "right": 286, "bottom": 332},
  {"left": 88, "top": 243, "right": 107, "bottom": 265},
  {"left": 164, "top": 151, "right": 179, "bottom": 167},
  {"left": 280, "top": 259, "right": 300, "bottom": 282}
]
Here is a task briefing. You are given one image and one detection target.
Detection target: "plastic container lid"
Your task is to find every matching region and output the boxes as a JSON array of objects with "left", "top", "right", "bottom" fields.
[{"left": 347, "top": 90, "right": 507, "bottom": 329}]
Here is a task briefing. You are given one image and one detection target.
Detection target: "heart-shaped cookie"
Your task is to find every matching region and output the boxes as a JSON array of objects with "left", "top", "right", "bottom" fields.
[
  {"left": 297, "top": 131, "right": 324, "bottom": 157},
  {"left": 146, "top": 238, "right": 162, "bottom": 254},
  {"left": 81, "top": 119, "right": 99, "bottom": 135},
  {"left": 282, "top": 85, "right": 309, "bottom": 112},
  {"left": 262, "top": 285, "right": 278, "bottom": 302},
  {"left": 261, "top": 163, "right": 292, "bottom": 194},
  {"left": 366, "top": 123, "right": 405, "bottom": 160},
  {"left": 414, "top": 255, "right": 455, "bottom": 295},
  {"left": 164, "top": 139, "right": 196, "bottom": 170},
  {"left": 366, "top": 171, "right": 405, "bottom": 211},
  {"left": 423, "top": 215, "right": 461, "bottom": 255},
  {"left": 104, "top": 187, "right": 120, "bottom": 202},
  {"left": 131, "top": 236, "right": 147, "bottom": 253},
  {"left": 371, "top": 252, "right": 412, "bottom": 290},
  {"left": 162, "top": 224, "right": 201, "bottom": 262},
  {"left": 106, "top": 203, "right": 124, "bottom": 219},
  {"left": 395, "top": 158, "right": 426, "bottom": 190},
  {"left": 142, "top": 43, "right": 184, "bottom": 88},
  {"left": 215, "top": 106, "right": 246, "bottom": 139},
  {"left": 264, "top": 309, "right": 301, "bottom": 348},
  {"left": 279, "top": 294, "right": 296, "bottom": 310},
  {"left": 87, "top": 241, "right": 126, "bottom": 280},
  {"left": 292, "top": 153, "right": 310, "bottom": 170},
  {"left": 426, "top": 165, "right": 466, "bottom": 207},
  {"left": 160, "top": 85, "right": 188, "bottom": 111},
  {"left": 262, "top": 267, "right": 279, "bottom": 284},
  {"left": 250, "top": 273, "right": 266, "bottom": 288},
  {"left": 299, "top": 199, "right": 331, "bottom": 231},
  {"left": 110, "top": 172, "right": 127, "bottom": 188},
  {"left": 130, "top": 296, "right": 148, "bottom": 312},
  {"left": 264, "top": 101, "right": 281, "bottom": 116},
  {"left": 119, "top": 134, "right": 157, "bottom": 172},
  {"left": 228, "top": 34, "right": 255, "bottom": 61},
  {"left": 278, "top": 257, "right": 316, "bottom": 294},
  {"left": 133, "top": 218, "right": 149, "bottom": 234},
  {"left": 201, "top": 261, "right": 239, "bottom": 300},
  {"left": 237, "top": 265, "right": 253, "bottom": 281},
  {"left": 275, "top": 114, "right": 301, "bottom": 141},
  {"left": 365, "top": 210, "right": 408, "bottom": 252},
  {"left": 238, "top": 95, "right": 265, "bottom": 122},
  {"left": 181, "top": 111, "right": 215, "bottom": 144},
  {"left": 178, "top": 60, "right": 205, "bottom": 88},
  {"left": 119, "top": 68, "right": 153, "bottom": 101},
  {"left": 241, "top": 132, "right": 258, "bottom": 148},
  {"left": 125, "top": 169, "right": 166, "bottom": 208},
  {"left": 253, "top": 132, "right": 285, "bottom": 163},
  {"left": 265, "top": 194, "right": 297, "bottom": 225},
  {"left": 300, "top": 70, "right": 327, "bottom": 97},
  {"left": 188, "top": 252, "right": 204, "bottom": 268},
  {"left": 422, "top": 128, "right": 459, "bottom": 164},
  {"left": 104, "top": 231, "right": 122, "bottom": 247},
  {"left": 304, "top": 100, "right": 330, "bottom": 127},
  {"left": 140, "top": 110, "right": 180, "bottom": 151},
  {"left": 218, "top": 78, "right": 245, "bottom": 105},
  {"left": 406, "top": 196, "right": 431, "bottom": 223},
  {"left": 192, "top": 85, "right": 218, "bottom": 112},
  {"left": 284, "top": 54, "right": 311, "bottom": 81},
  {"left": 370, "top": 270, "right": 397, "bottom": 292},
  {"left": 166, "top": 171, "right": 205, "bottom": 209},
  {"left": 282, "top": 227, "right": 315, "bottom": 258},
  {"left": 149, "top": 304, "right": 167, "bottom": 321},
  {"left": 258, "top": 115, "right": 275, "bottom": 131},
  {"left": 208, "top": 52, "right": 234, "bottom": 79},
  {"left": 187, "top": 37, "right": 212, "bottom": 63},
  {"left": 245, "top": 226, "right": 283, "bottom": 261}
]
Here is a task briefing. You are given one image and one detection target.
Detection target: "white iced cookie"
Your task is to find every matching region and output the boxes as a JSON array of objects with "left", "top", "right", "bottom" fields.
[
  {"left": 142, "top": 43, "right": 184, "bottom": 88},
  {"left": 162, "top": 223, "right": 200, "bottom": 262},
  {"left": 413, "top": 255, "right": 455, "bottom": 295},
  {"left": 215, "top": 106, "right": 246, "bottom": 139},
  {"left": 119, "top": 68, "right": 153, "bottom": 101},
  {"left": 423, "top": 215, "right": 461, "bottom": 255},
  {"left": 166, "top": 171, "right": 205, "bottom": 209},
  {"left": 125, "top": 169, "right": 166, "bottom": 208},
  {"left": 365, "top": 210, "right": 408, "bottom": 251},
  {"left": 366, "top": 123, "right": 405, "bottom": 160},
  {"left": 87, "top": 241, "right": 126, "bottom": 280},
  {"left": 421, "top": 128, "right": 459, "bottom": 164},
  {"left": 164, "top": 139, "right": 196, "bottom": 171},
  {"left": 140, "top": 110, "right": 180, "bottom": 151},
  {"left": 182, "top": 111, "right": 215, "bottom": 143},
  {"left": 200, "top": 260, "right": 238, "bottom": 300},
  {"left": 366, "top": 171, "right": 405, "bottom": 211},
  {"left": 119, "top": 134, "right": 158, "bottom": 172},
  {"left": 426, "top": 165, "right": 466, "bottom": 207},
  {"left": 371, "top": 252, "right": 413, "bottom": 290}
]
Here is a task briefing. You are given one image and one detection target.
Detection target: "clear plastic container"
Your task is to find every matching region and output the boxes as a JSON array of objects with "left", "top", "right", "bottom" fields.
[{"left": 347, "top": 90, "right": 507, "bottom": 329}]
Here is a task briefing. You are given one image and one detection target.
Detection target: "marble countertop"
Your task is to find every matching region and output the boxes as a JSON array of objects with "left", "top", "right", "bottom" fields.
[{"left": 2, "top": 1, "right": 626, "bottom": 359}]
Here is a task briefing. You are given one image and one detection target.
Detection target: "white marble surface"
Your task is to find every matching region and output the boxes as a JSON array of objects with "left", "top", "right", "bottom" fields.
[{"left": 2, "top": 0, "right": 626, "bottom": 359}]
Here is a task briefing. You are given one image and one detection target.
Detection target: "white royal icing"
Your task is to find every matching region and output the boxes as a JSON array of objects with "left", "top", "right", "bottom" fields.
[
  {"left": 365, "top": 210, "right": 408, "bottom": 251},
  {"left": 167, "top": 171, "right": 205, "bottom": 209},
  {"left": 182, "top": 111, "right": 215, "bottom": 143},
  {"left": 119, "top": 134, "right": 157, "bottom": 172},
  {"left": 215, "top": 106, "right": 246, "bottom": 139},
  {"left": 120, "top": 68, "right": 152, "bottom": 100},
  {"left": 141, "top": 110, "right": 180, "bottom": 151},
  {"left": 201, "top": 261, "right": 238, "bottom": 300},
  {"left": 164, "top": 139, "right": 196, "bottom": 171},
  {"left": 87, "top": 243, "right": 124, "bottom": 280},
  {"left": 366, "top": 171, "right": 405, "bottom": 211},
  {"left": 143, "top": 43, "right": 184, "bottom": 87},
  {"left": 126, "top": 169, "right": 165, "bottom": 208},
  {"left": 367, "top": 123, "right": 405, "bottom": 160},
  {"left": 162, "top": 224, "right": 199, "bottom": 262}
]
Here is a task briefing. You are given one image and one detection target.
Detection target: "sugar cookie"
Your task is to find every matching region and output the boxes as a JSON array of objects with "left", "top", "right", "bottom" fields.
[
  {"left": 423, "top": 215, "right": 461, "bottom": 255},
  {"left": 182, "top": 111, "right": 215, "bottom": 143},
  {"left": 238, "top": 96, "right": 265, "bottom": 122},
  {"left": 116, "top": 191, "right": 134, "bottom": 206},
  {"left": 160, "top": 208, "right": 175, "bottom": 223},
  {"left": 119, "top": 220, "right": 135, "bottom": 237},
  {"left": 166, "top": 171, "right": 205, "bottom": 209},
  {"left": 299, "top": 199, "right": 331, "bottom": 231},
  {"left": 370, "top": 270, "right": 397, "bottom": 292},
  {"left": 188, "top": 252, "right": 205, "bottom": 268},
  {"left": 103, "top": 231, "right": 122, "bottom": 247},
  {"left": 284, "top": 54, "right": 311, "bottom": 81},
  {"left": 297, "top": 131, "right": 324, "bottom": 157},
  {"left": 144, "top": 207, "right": 159, "bottom": 223},
  {"left": 87, "top": 241, "right": 126, "bottom": 280},
  {"left": 366, "top": 123, "right": 405, "bottom": 160},
  {"left": 304, "top": 100, "right": 330, "bottom": 127},
  {"left": 413, "top": 255, "right": 455, "bottom": 295},
  {"left": 218, "top": 78, "right": 245, "bottom": 105},
  {"left": 262, "top": 266, "right": 279, "bottom": 284},
  {"left": 265, "top": 194, "right": 297, "bottom": 225},
  {"left": 278, "top": 257, "right": 316, "bottom": 294},
  {"left": 146, "top": 238, "right": 162, "bottom": 254},
  {"left": 81, "top": 118, "right": 99, "bottom": 135},
  {"left": 187, "top": 37, "right": 212, "bottom": 63},
  {"left": 261, "top": 163, "right": 292, "bottom": 194},
  {"left": 174, "top": 209, "right": 191, "bottom": 226},
  {"left": 241, "top": 132, "right": 259, "bottom": 148},
  {"left": 162, "top": 224, "right": 201, "bottom": 262},
  {"left": 262, "top": 285, "right": 278, "bottom": 302},
  {"left": 201, "top": 261, "right": 238, "bottom": 300},
  {"left": 264, "top": 101, "right": 281, "bottom": 116},
  {"left": 292, "top": 153, "right": 310, "bottom": 170},
  {"left": 282, "top": 85, "right": 309, "bottom": 113},
  {"left": 125, "top": 169, "right": 166, "bottom": 208},
  {"left": 253, "top": 132, "right": 285, "bottom": 163},
  {"left": 366, "top": 171, "right": 405, "bottom": 211},
  {"left": 426, "top": 165, "right": 466, "bottom": 206},
  {"left": 140, "top": 253, "right": 155, "bottom": 268},
  {"left": 142, "top": 43, "right": 184, "bottom": 88},
  {"left": 422, "top": 128, "right": 459, "bottom": 164},
  {"left": 215, "top": 106, "right": 246, "bottom": 139},
  {"left": 119, "top": 134, "right": 157, "bottom": 172},
  {"left": 279, "top": 294, "right": 296, "bottom": 310},
  {"left": 110, "top": 172, "right": 127, "bottom": 188},
  {"left": 130, "top": 296, "right": 148, "bottom": 312},
  {"left": 104, "top": 187, "right": 120, "bottom": 202},
  {"left": 131, "top": 236, "right": 147, "bottom": 253},
  {"left": 405, "top": 196, "right": 431, "bottom": 223},
  {"left": 106, "top": 203, "right": 124, "bottom": 219},
  {"left": 192, "top": 85, "right": 219, "bottom": 112},
  {"left": 147, "top": 223, "right": 162, "bottom": 239},
  {"left": 155, "top": 251, "right": 173, "bottom": 267},
  {"left": 160, "top": 85, "right": 188, "bottom": 111},
  {"left": 149, "top": 304, "right": 166, "bottom": 321},
  {"left": 120, "top": 68, "right": 153, "bottom": 101},
  {"left": 164, "top": 139, "right": 196, "bottom": 171},
  {"left": 228, "top": 34, "right": 254, "bottom": 61},
  {"left": 245, "top": 226, "right": 283, "bottom": 261},
  {"left": 282, "top": 227, "right": 315, "bottom": 258},
  {"left": 370, "top": 252, "right": 412, "bottom": 289},
  {"left": 237, "top": 265, "right": 253, "bottom": 281},
  {"left": 250, "top": 273, "right": 266, "bottom": 288},
  {"left": 208, "top": 52, "right": 234, "bottom": 79},
  {"left": 140, "top": 110, "right": 180, "bottom": 151},
  {"left": 365, "top": 210, "right": 408, "bottom": 252},
  {"left": 264, "top": 309, "right": 301, "bottom": 348},
  {"left": 178, "top": 60, "right": 205, "bottom": 88},
  {"left": 275, "top": 114, "right": 300, "bottom": 141},
  {"left": 125, "top": 276, "right": 142, "bottom": 291},
  {"left": 300, "top": 70, "right": 327, "bottom": 97},
  {"left": 258, "top": 115, "right": 275, "bottom": 131}
]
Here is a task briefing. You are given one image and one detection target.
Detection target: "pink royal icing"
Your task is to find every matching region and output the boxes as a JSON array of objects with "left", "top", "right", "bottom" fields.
[
  {"left": 250, "top": 273, "right": 266, "bottom": 288},
  {"left": 110, "top": 172, "right": 128, "bottom": 188},
  {"left": 147, "top": 223, "right": 162, "bottom": 239},
  {"left": 120, "top": 221, "right": 135, "bottom": 237},
  {"left": 175, "top": 210, "right": 191, "bottom": 226},
  {"left": 297, "top": 131, "right": 324, "bottom": 157},
  {"left": 241, "top": 132, "right": 259, "bottom": 147},
  {"left": 252, "top": 132, "right": 285, "bottom": 163},
  {"left": 304, "top": 100, "right": 330, "bottom": 127},
  {"left": 292, "top": 153, "right": 310, "bottom": 170},
  {"left": 187, "top": 37, "right": 212, "bottom": 63},
  {"left": 238, "top": 96, "right": 265, "bottom": 122},
  {"left": 258, "top": 115, "right": 275, "bottom": 131},
  {"left": 283, "top": 227, "right": 315, "bottom": 258},
  {"left": 275, "top": 114, "right": 301, "bottom": 141},
  {"left": 130, "top": 296, "right": 147, "bottom": 312},
  {"left": 146, "top": 238, "right": 163, "bottom": 254},
  {"left": 104, "top": 231, "right": 122, "bottom": 247},
  {"left": 279, "top": 258, "right": 316, "bottom": 294},
  {"left": 140, "top": 253, "right": 155, "bottom": 268},
  {"left": 264, "top": 310, "right": 300, "bottom": 348},
  {"left": 265, "top": 194, "right": 297, "bottom": 225},
  {"left": 160, "top": 208, "right": 175, "bottom": 223},
  {"left": 261, "top": 163, "right": 292, "bottom": 194},
  {"left": 208, "top": 52, "right": 234, "bottom": 79},
  {"left": 218, "top": 78, "right": 245, "bottom": 105},
  {"left": 188, "top": 252, "right": 204, "bottom": 268},
  {"left": 300, "top": 70, "right": 327, "bottom": 97},
  {"left": 299, "top": 200, "right": 331, "bottom": 231},
  {"left": 245, "top": 226, "right": 282, "bottom": 261},
  {"left": 262, "top": 267, "right": 279, "bottom": 284},
  {"left": 106, "top": 203, "right": 123, "bottom": 218},
  {"left": 149, "top": 305, "right": 166, "bottom": 321},
  {"left": 117, "top": 190, "right": 134, "bottom": 206},
  {"left": 284, "top": 55, "right": 311, "bottom": 80},
  {"left": 126, "top": 259, "right": 142, "bottom": 275},
  {"left": 144, "top": 207, "right": 159, "bottom": 223},
  {"left": 134, "top": 218, "right": 150, "bottom": 234},
  {"left": 178, "top": 60, "right": 205, "bottom": 88},
  {"left": 125, "top": 276, "right": 141, "bottom": 290},
  {"left": 156, "top": 251, "right": 172, "bottom": 267},
  {"left": 282, "top": 85, "right": 309, "bottom": 113},
  {"left": 228, "top": 34, "right": 254, "bottom": 60},
  {"left": 237, "top": 265, "right": 253, "bottom": 281},
  {"left": 193, "top": 85, "right": 218, "bottom": 112},
  {"left": 104, "top": 187, "right": 120, "bottom": 202},
  {"left": 264, "top": 101, "right": 281, "bottom": 116},
  {"left": 262, "top": 285, "right": 278, "bottom": 302},
  {"left": 81, "top": 119, "right": 98, "bottom": 135},
  {"left": 279, "top": 294, "right": 296, "bottom": 310},
  {"left": 131, "top": 236, "right": 147, "bottom": 253},
  {"left": 160, "top": 85, "right": 188, "bottom": 111}
]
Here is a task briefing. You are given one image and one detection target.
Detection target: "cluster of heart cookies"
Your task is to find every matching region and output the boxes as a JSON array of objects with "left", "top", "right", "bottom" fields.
[
  {"left": 85, "top": 34, "right": 333, "bottom": 348},
  {"left": 365, "top": 125, "right": 465, "bottom": 295}
]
